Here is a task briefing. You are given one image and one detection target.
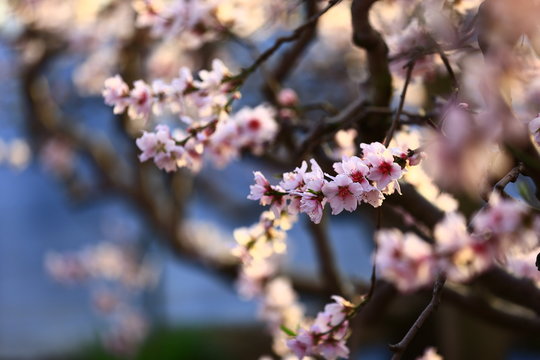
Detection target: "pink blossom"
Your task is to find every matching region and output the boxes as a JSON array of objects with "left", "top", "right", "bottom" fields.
[
  {"left": 312, "top": 295, "right": 353, "bottom": 332},
  {"left": 322, "top": 174, "right": 364, "bottom": 215},
  {"left": 375, "top": 230, "right": 436, "bottom": 292},
  {"left": 360, "top": 142, "right": 387, "bottom": 159},
  {"left": 136, "top": 125, "right": 184, "bottom": 172},
  {"left": 472, "top": 193, "right": 527, "bottom": 235},
  {"left": 286, "top": 295, "right": 354, "bottom": 360},
  {"left": 287, "top": 329, "right": 314, "bottom": 359},
  {"left": 247, "top": 172, "right": 286, "bottom": 216},
  {"left": 103, "top": 75, "right": 130, "bottom": 114},
  {"left": 277, "top": 88, "right": 298, "bottom": 107},
  {"left": 150, "top": 79, "right": 171, "bottom": 115},
  {"left": 298, "top": 160, "right": 327, "bottom": 223},
  {"left": 417, "top": 347, "right": 444, "bottom": 360},
  {"left": 280, "top": 161, "right": 308, "bottom": 191},
  {"left": 171, "top": 67, "right": 194, "bottom": 96},
  {"left": 195, "top": 59, "right": 231, "bottom": 91},
  {"left": 299, "top": 184, "right": 326, "bottom": 224},
  {"left": 316, "top": 338, "right": 350, "bottom": 360},
  {"left": 366, "top": 151, "right": 402, "bottom": 191},
  {"left": 128, "top": 80, "right": 154, "bottom": 120},
  {"left": 333, "top": 156, "right": 372, "bottom": 191},
  {"left": 434, "top": 212, "right": 493, "bottom": 282},
  {"left": 233, "top": 105, "right": 278, "bottom": 153},
  {"left": 361, "top": 189, "right": 384, "bottom": 208},
  {"left": 248, "top": 171, "right": 272, "bottom": 203}
]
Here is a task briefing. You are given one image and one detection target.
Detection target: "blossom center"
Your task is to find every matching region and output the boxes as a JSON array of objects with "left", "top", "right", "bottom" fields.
[
  {"left": 379, "top": 161, "right": 393, "bottom": 175},
  {"left": 247, "top": 118, "right": 261, "bottom": 131},
  {"left": 350, "top": 171, "right": 364, "bottom": 183},
  {"left": 338, "top": 186, "right": 351, "bottom": 198}
]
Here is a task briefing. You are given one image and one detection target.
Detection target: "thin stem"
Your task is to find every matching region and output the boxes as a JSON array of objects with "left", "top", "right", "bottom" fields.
[
  {"left": 383, "top": 61, "right": 415, "bottom": 147},
  {"left": 481, "top": 163, "right": 523, "bottom": 201}
]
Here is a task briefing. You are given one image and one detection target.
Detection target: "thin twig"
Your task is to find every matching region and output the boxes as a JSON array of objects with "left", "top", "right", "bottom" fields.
[
  {"left": 437, "top": 49, "right": 458, "bottom": 92},
  {"left": 232, "top": 0, "right": 341, "bottom": 84},
  {"left": 481, "top": 163, "right": 523, "bottom": 201},
  {"left": 297, "top": 97, "right": 367, "bottom": 159},
  {"left": 383, "top": 61, "right": 415, "bottom": 147},
  {"left": 389, "top": 275, "right": 446, "bottom": 360}
]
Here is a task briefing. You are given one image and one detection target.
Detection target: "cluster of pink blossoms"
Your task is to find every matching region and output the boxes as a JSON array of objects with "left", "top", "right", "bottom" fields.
[
  {"left": 133, "top": 0, "right": 224, "bottom": 44},
  {"left": 103, "top": 59, "right": 234, "bottom": 122},
  {"left": 232, "top": 211, "right": 294, "bottom": 299},
  {"left": 376, "top": 193, "right": 539, "bottom": 292},
  {"left": 286, "top": 296, "right": 356, "bottom": 360},
  {"left": 258, "top": 277, "right": 305, "bottom": 357},
  {"left": 45, "top": 242, "right": 158, "bottom": 355},
  {"left": 232, "top": 213, "right": 307, "bottom": 357},
  {"left": 248, "top": 142, "right": 421, "bottom": 223},
  {"left": 103, "top": 60, "right": 278, "bottom": 172}
]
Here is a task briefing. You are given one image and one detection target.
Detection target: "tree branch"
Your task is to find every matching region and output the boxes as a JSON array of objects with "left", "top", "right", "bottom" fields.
[
  {"left": 306, "top": 214, "right": 347, "bottom": 297},
  {"left": 389, "top": 276, "right": 446, "bottom": 360}
]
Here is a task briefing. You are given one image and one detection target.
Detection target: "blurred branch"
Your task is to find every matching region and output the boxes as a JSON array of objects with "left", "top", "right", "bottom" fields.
[
  {"left": 262, "top": 0, "right": 320, "bottom": 100},
  {"left": 476, "top": 268, "right": 540, "bottom": 315},
  {"left": 306, "top": 214, "right": 347, "bottom": 297},
  {"left": 296, "top": 97, "right": 368, "bottom": 159},
  {"left": 350, "top": 0, "right": 392, "bottom": 109},
  {"left": 443, "top": 287, "right": 540, "bottom": 332},
  {"left": 389, "top": 276, "right": 446, "bottom": 360},
  {"left": 234, "top": 0, "right": 341, "bottom": 83}
]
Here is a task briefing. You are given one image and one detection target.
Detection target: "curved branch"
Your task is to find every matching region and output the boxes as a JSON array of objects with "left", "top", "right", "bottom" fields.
[{"left": 389, "top": 276, "right": 446, "bottom": 360}]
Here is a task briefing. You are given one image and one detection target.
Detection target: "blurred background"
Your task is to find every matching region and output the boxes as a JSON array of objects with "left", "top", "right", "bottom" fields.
[{"left": 1, "top": 0, "right": 540, "bottom": 359}]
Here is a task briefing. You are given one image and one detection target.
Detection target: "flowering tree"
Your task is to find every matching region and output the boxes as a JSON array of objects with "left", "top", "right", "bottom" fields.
[{"left": 3, "top": 0, "right": 540, "bottom": 359}]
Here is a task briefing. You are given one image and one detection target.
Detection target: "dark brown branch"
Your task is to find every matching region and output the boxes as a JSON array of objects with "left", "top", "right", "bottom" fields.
[
  {"left": 297, "top": 97, "right": 368, "bottom": 159},
  {"left": 351, "top": 0, "right": 392, "bottom": 108},
  {"left": 437, "top": 49, "right": 459, "bottom": 92},
  {"left": 476, "top": 268, "right": 540, "bottom": 315},
  {"left": 443, "top": 287, "right": 540, "bottom": 333},
  {"left": 389, "top": 276, "right": 446, "bottom": 360}
]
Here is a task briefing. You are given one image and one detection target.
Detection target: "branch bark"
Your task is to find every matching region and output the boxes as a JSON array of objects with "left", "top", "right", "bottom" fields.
[{"left": 389, "top": 276, "right": 446, "bottom": 360}]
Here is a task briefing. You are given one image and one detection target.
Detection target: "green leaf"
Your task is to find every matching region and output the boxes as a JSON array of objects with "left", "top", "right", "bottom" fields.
[{"left": 280, "top": 325, "right": 297, "bottom": 337}]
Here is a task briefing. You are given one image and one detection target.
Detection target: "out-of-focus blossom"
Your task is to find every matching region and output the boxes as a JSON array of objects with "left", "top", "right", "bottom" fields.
[
  {"left": 417, "top": 347, "right": 444, "bottom": 360},
  {"left": 332, "top": 129, "right": 357, "bottom": 159},
  {"left": 40, "top": 138, "right": 75, "bottom": 176},
  {"left": 102, "top": 310, "right": 148, "bottom": 356},
  {"left": 133, "top": 0, "right": 224, "bottom": 47},
  {"left": 277, "top": 88, "right": 299, "bottom": 107},
  {"left": 392, "top": 128, "right": 458, "bottom": 212},
  {"left": 375, "top": 229, "right": 436, "bottom": 292},
  {"left": 103, "top": 75, "right": 131, "bottom": 115},
  {"left": 377, "top": 195, "right": 540, "bottom": 291},
  {"left": 505, "top": 247, "right": 540, "bottom": 286}
]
